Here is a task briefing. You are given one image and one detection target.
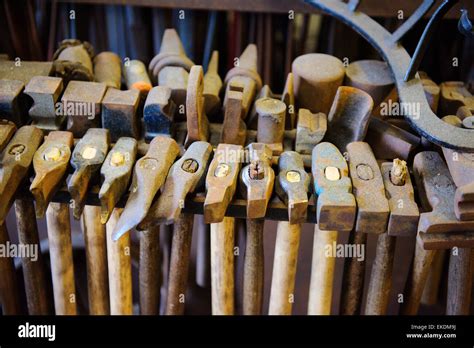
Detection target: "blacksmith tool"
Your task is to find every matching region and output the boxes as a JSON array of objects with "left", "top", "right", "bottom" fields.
[
  {"left": 270, "top": 151, "right": 310, "bottom": 315},
  {"left": 0, "top": 79, "right": 30, "bottom": 126},
  {"left": 185, "top": 66, "right": 209, "bottom": 147},
  {"left": 111, "top": 136, "right": 179, "bottom": 315},
  {"left": 123, "top": 60, "right": 153, "bottom": 95},
  {"left": 203, "top": 51, "right": 222, "bottom": 117},
  {"left": 93, "top": 52, "right": 122, "bottom": 90},
  {"left": 149, "top": 28, "right": 194, "bottom": 109},
  {"left": 309, "top": 142, "right": 356, "bottom": 315},
  {"left": 402, "top": 152, "right": 474, "bottom": 315},
  {"left": 25, "top": 130, "right": 72, "bottom": 312},
  {"left": 0, "top": 120, "right": 20, "bottom": 314},
  {"left": 256, "top": 97, "right": 286, "bottom": 155},
  {"left": 292, "top": 53, "right": 345, "bottom": 115},
  {"left": 140, "top": 141, "right": 212, "bottom": 315},
  {"left": 144, "top": 86, "right": 175, "bottom": 140},
  {"left": 239, "top": 143, "right": 274, "bottom": 315},
  {"left": 205, "top": 144, "right": 243, "bottom": 315},
  {"left": 24, "top": 76, "right": 65, "bottom": 131},
  {"left": 365, "top": 158, "right": 419, "bottom": 315},
  {"left": 295, "top": 109, "right": 327, "bottom": 155},
  {"left": 52, "top": 39, "right": 94, "bottom": 84},
  {"left": 61, "top": 81, "right": 107, "bottom": 137}
]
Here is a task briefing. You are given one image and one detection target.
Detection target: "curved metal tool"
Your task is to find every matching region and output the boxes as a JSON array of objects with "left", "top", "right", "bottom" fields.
[{"left": 304, "top": 0, "right": 474, "bottom": 152}]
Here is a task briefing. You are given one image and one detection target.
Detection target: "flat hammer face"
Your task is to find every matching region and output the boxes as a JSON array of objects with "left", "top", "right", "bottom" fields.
[
  {"left": 61, "top": 81, "right": 107, "bottom": 137},
  {"left": 0, "top": 125, "right": 43, "bottom": 224},
  {"left": 381, "top": 162, "right": 419, "bottom": 237},
  {"left": 101, "top": 88, "right": 141, "bottom": 142},
  {"left": 275, "top": 151, "right": 310, "bottom": 224},
  {"left": 204, "top": 144, "right": 243, "bottom": 223},
  {"left": 347, "top": 142, "right": 389, "bottom": 234},
  {"left": 141, "top": 141, "right": 213, "bottom": 228},
  {"left": 24, "top": 76, "right": 65, "bottom": 131},
  {"left": 312, "top": 142, "right": 356, "bottom": 231},
  {"left": 414, "top": 151, "right": 474, "bottom": 238},
  {"left": 240, "top": 143, "right": 275, "bottom": 219},
  {"left": 144, "top": 86, "right": 176, "bottom": 140},
  {"left": 30, "top": 131, "right": 74, "bottom": 217},
  {"left": 99, "top": 137, "right": 138, "bottom": 224},
  {"left": 112, "top": 136, "right": 180, "bottom": 241},
  {"left": 68, "top": 128, "right": 110, "bottom": 219}
]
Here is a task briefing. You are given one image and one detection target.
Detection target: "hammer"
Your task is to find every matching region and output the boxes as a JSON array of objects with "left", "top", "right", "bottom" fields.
[
  {"left": 0, "top": 120, "right": 20, "bottom": 314},
  {"left": 204, "top": 143, "right": 243, "bottom": 315},
  {"left": 139, "top": 141, "right": 213, "bottom": 314},
  {"left": 270, "top": 151, "right": 310, "bottom": 315},
  {"left": 239, "top": 143, "right": 274, "bottom": 314}
]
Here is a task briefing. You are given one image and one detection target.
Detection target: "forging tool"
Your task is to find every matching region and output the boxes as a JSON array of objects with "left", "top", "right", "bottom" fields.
[
  {"left": 140, "top": 141, "right": 213, "bottom": 315},
  {"left": 52, "top": 39, "right": 94, "bottom": 84},
  {"left": 185, "top": 66, "right": 209, "bottom": 147},
  {"left": 0, "top": 120, "right": 20, "bottom": 314},
  {"left": 402, "top": 152, "right": 474, "bottom": 315},
  {"left": 240, "top": 143, "right": 274, "bottom": 315},
  {"left": 309, "top": 142, "right": 356, "bottom": 315},
  {"left": 365, "top": 159, "right": 419, "bottom": 315},
  {"left": 204, "top": 143, "right": 243, "bottom": 315},
  {"left": 149, "top": 28, "right": 194, "bottom": 108},
  {"left": 111, "top": 136, "right": 179, "bottom": 314},
  {"left": 270, "top": 151, "right": 310, "bottom": 315}
]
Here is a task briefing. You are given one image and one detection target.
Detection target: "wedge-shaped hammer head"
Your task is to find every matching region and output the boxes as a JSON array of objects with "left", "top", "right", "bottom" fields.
[
  {"left": 112, "top": 136, "right": 180, "bottom": 241},
  {"left": 381, "top": 160, "right": 419, "bottom": 237},
  {"left": 68, "top": 128, "right": 110, "bottom": 219},
  {"left": 0, "top": 125, "right": 43, "bottom": 224},
  {"left": 186, "top": 66, "right": 209, "bottom": 147},
  {"left": 140, "top": 141, "right": 213, "bottom": 228},
  {"left": 312, "top": 142, "right": 355, "bottom": 231},
  {"left": 0, "top": 120, "right": 16, "bottom": 151},
  {"left": 99, "top": 137, "right": 137, "bottom": 224},
  {"left": 324, "top": 86, "right": 374, "bottom": 152},
  {"left": 347, "top": 142, "right": 389, "bottom": 234},
  {"left": 414, "top": 151, "right": 474, "bottom": 235},
  {"left": 30, "top": 131, "right": 74, "bottom": 217},
  {"left": 204, "top": 144, "right": 243, "bottom": 223},
  {"left": 275, "top": 151, "right": 310, "bottom": 224},
  {"left": 240, "top": 143, "right": 275, "bottom": 219}
]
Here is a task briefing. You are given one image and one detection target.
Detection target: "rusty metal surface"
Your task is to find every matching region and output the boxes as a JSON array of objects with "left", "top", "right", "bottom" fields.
[
  {"left": 61, "top": 81, "right": 107, "bottom": 137},
  {"left": 347, "top": 142, "right": 389, "bottom": 234},
  {"left": 0, "top": 61, "right": 53, "bottom": 85},
  {"left": 24, "top": 76, "right": 65, "bottom": 131},
  {"left": 0, "top": 79, "right": 29, "bottom": 126},
  {"left": 203, "top": 51, "right": 222, "bottom": 116},
  {"left": 439, "top": 81, "right": 473, "bottom": 117},
  {"left": 275, "top": 151, "right": 310, "bottom": 224},
  {"left": 30, "top": 131, "right": 74, "bottom": 217},
  {"left": 240, "top": 143, "right": 275, "bottom": 219},
  {"left": 221, "top": 84, "right": 246, "bottom": 146},
  {"left": 123, "top": 60, "right": 152, "bottom": 94},
  {"left": 312, "top": 142, "right": 356, "bottom": 231},
  {"left": 0, "top": 125, "right": 43, "bottom": 224},
  {"left": 295, "top": 109, "right": 327, "bottom": 155},
  {"left": 381, "top": 162, "right": 419, "bottom": 237},
  {"left": 256, "top": 97, "right": 286, "bottom": 154},
  {"left": 366, "top": 117, "right": 420, "bottom": 161},
  {"left": 292, "top": 53, "right": 345, "bottom": 115},
  {"left": 204, "top": 143, "right": 243, "bottom": 223},
  {"left": 99, "top": 137, "right": 137, "bottom": 224},
  {"left": 186, "top": 66, "right": 209, "bottom": 147},
  {"left": 68, "top": 128, "right": 110, "bottom": 219},
  {"left": 112, "top": 136, "right": 180, "bottom": 241},
  {"left": 101, "top": 88, "right": 141, "bottom": 141},
  {"left": 141, "top": 141, "right": 213, "bottom": 227},
  {"left": 93, "top": 52, "right": 122, "bottom": 90},
  {"left": 414, "top": 151, "right": 474, "bottom": 235},
  {"left": 143, "top": 86, "right": 175, "bottom": 140},
  {"left": 325, "top": 86, "right": 374, "bottom": 152},
  {"left": 304, "top": 0, "right": 474, "bottom": 152},
  {"left": 0, "top": 120, "right": 16, "bottom": 151}
]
